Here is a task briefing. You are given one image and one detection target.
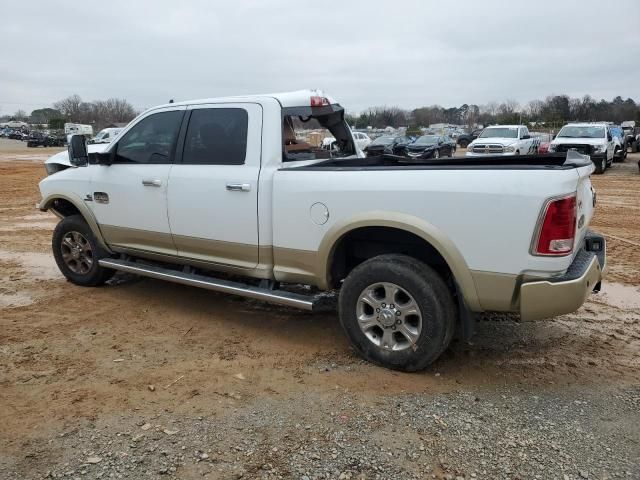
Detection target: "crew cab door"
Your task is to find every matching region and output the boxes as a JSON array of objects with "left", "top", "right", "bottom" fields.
[
  {"left": 167, "top": 103, "right": 262, "bottom": 269},
  {"left": 88, "top": 107, "right": 185, "bottom": 255},
  {"left": 606, "top": 128, "right": 615, "bottom": 161},
  {"left": 520, "top": 127, "right": 536, "bottom": 154}
]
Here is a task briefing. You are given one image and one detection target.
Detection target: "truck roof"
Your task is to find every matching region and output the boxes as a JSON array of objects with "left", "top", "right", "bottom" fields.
[
  {"left": 150, "top": 89, "right": 338, "bottom": 110},
  {"left": 485, "top": 125, "right": 526, "bottom": 129}
]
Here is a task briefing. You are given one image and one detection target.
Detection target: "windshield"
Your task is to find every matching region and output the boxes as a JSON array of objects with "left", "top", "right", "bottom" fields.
[
  {"left": 479, "top": 127, "right": 518, "bottom": 139},
  {"left": 557, "top": 126, "right": 605, "bottom": 138},
  {"left": 282, "top": 105, "right": 356, "bottom": 161},
  {"left": 370, "top": 136, "right": 395, "bottom": 146},
  {"left": 414, "top": 135, "right": 439, "bottom": 145}
]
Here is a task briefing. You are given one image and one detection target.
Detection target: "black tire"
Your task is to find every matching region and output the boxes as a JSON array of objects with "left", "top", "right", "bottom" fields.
[
  {"left": 52, "top": 215, "right": 114, "bottom": 286},
  {"left": 458, "top": 139, "right": 469, "bottom": 149},
  {"left": 613, "top": 148, "right": 622, "bottom": 162},
  {"left": 338, "top": 254, "right": 456, "bottom": 372},
  {"left": 593, "top": 156, "right": 606, "bottom": 174},
  {"left": 632, "top": 141, "right": 638, "bottom": 153}
]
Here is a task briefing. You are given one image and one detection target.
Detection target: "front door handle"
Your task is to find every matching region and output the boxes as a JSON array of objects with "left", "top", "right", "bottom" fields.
[
  {"left": 142, "top": 179, "right": 162, "bottom": 187},
  {"left": 226, "top": 183, "right": 251, "bottom": 192}
]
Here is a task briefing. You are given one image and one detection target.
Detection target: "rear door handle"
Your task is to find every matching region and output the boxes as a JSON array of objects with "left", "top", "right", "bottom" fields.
[
  {"left": 142, "top": 179, "right": 162, "bottom": 187},
  {"left": 226, "top": 183, "right": 251, "bottom": 192}
]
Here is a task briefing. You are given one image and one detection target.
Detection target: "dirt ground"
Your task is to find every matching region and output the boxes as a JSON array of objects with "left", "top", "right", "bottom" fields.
[{"left": 0, "top": 138, "right": 638, "bottom": 480}]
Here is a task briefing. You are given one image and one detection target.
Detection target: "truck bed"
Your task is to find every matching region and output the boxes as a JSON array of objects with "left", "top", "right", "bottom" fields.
[{"left": 282, "top": 153, "right": 590, "bottom": 171}]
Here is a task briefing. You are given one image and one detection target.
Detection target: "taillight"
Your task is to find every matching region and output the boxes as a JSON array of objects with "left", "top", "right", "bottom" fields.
[
  {"left": 533, "top": 195, "right": 577, "bottom": 256},
  {"left": 310, "top": 96, "right": 330, "bottom": 107}
]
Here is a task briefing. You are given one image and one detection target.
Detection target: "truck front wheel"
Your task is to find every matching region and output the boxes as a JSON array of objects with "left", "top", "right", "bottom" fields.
[
  {"left": 593, "top": 157, "right": 606, "bottom": 174},
  {"left": 52, "top": 215, "right": 115, "bottom": 286},
  {"left": 338, "top": 254, "right": 456, "bottom": 371}
]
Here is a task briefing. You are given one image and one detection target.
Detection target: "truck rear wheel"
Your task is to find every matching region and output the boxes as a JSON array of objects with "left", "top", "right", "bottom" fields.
[
  {"left": 52, "top": 215, "right": 115, "bottom": 286},
  {"left": 338, "top": 254, "right": 456, "bottom": 371},
  {"left": 458, "top": 139, "right": 469, "bottom": 148}
]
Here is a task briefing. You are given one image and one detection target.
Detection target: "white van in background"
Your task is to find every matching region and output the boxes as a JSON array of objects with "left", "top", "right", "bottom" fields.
[
  {"left": 64, "top": 123, "right": 93, "bottom": 143},
  {"left": 92, "top": 128, "right": 122, "bottom": 144}
]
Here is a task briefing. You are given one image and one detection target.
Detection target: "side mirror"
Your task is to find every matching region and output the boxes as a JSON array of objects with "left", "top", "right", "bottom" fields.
[
  {"left": 91, "top": 151, "right": 114, "bottom": 166},
  {"left": 607, "top": 134, "right": 612, "bottom": 141},
  {"left": 68, "top": 135, "right": 88, "bottom": 167},
  {"left": 522, "top": 134, "right": 530, "bottom": 139}
]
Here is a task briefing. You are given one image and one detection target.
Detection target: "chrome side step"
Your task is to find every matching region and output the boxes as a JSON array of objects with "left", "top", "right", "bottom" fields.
[{"left": 99, "top": 258, "right": 318, "bottom": 311}]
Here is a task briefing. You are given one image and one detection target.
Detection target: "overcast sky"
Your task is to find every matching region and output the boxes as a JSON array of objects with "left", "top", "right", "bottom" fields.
[{"left": 2, "top": 0, "right": 639, "bottom": 115}]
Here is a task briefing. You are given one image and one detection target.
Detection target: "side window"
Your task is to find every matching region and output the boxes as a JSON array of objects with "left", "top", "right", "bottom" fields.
[
  {"left": 182, "top": 108, "right": 248, "bottom": 165},
  {"left": 115, "top": 111, "right": 183, "bottom": 164}
]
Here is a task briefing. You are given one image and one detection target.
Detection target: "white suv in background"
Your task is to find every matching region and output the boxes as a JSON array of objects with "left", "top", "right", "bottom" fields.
[
  {"left": 466, "top": 125, "right": 538, "bottom": 156},
  {"left": 548, "top": 123, "right": 614, "bottom": 174}
]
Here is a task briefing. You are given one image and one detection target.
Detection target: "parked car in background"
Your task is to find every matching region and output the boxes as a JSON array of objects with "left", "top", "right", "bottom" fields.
[
  {"left": 400, "top": 135, "right": 456, "bottom": 159},
  {"left": 538, "top": 142, "right": 551, "bottom": 154},
  {"left": 92, "top": 128, "right": 123, "bottom": 144},
  {"left": 363, "top": 135, "right": 413, "bottom": 156},
  {"left": 27, "top": 131, "right": 66, "bottom": 148},
  {"left": 466, "top": 125, "right": 537, "bottom": 157},
  {"left": 621, "top": 121, "right": 638, "bottom": 153},
  {"left": 609, "top": 125, "right": 627, "bottom": 161},
  {"left": 456, "top": 129, "right": 483, "bottom": 148},
  {"left": 8, "top": 130, "right": 28, "bottom": 141},
  {"left": 548, "top": 123, "right": 614, "bottom": 174},
  {"left": 352, "top": 131, "right": 372, "bottom": 151},
  {"left": 0, "top": 120, "right": 29, "bottom": 129}
]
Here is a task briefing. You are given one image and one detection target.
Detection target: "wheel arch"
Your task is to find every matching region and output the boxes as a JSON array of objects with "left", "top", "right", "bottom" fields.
[
  {"left": 319, "top": 212, "right": 481, "bottom": 311},
  {"left": 39, "top": 193, "right": 112, "bottom": 253}
]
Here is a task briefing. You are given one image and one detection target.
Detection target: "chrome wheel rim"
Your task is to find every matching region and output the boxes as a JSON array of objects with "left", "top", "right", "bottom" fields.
[
  {"left": 61, "top": 231, "right": 93, "bottom": 274},
  {"left": 356, "top": 282, "right": 422, "bottom": 351}
]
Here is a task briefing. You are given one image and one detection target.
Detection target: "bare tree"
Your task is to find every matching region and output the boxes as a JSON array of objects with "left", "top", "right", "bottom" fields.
[
  {"left": 12, "top": 109, "right": 28, "bottom": 121},
  {"left": 53, "top": 95, "right": 83, "bottom": 121}
]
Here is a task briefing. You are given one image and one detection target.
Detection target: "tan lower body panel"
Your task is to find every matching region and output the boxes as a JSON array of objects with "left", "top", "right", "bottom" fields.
[
  {"left": 272, "top": 246, "right": 320, "bottom": 286},
  {"left": 470, "top": 270, "right": 520, "bottom": 311},
  {"left": 172, "top": 234, "right": 263, "bottom": 270},
  {"left": 102, "top": 225, "right": 277, "bottom": 281},
  {"left": 101, "top": 224, "right": 177, "bottom": 256}
]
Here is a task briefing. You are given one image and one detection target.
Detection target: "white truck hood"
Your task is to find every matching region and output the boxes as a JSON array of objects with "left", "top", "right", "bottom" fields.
[
  {"left": 45, "top": 143, "right": 109, "bottom": 167},
  {"left": 469, "top": 137, "right": 518, "bottom": 147},
  {"left": 551, "top": 137, "right": 605, "bottom": 146}
]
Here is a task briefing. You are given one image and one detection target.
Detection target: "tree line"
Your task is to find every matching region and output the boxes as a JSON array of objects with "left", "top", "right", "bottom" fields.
[
  {"left": 3, "top": 93, "right": 639, "bottom": 132},
  {"left": 1, "top": 95, "right": 137, "bottom": 130},
  {"left": 345, "top": 95, "right": 640, "bottom": 130}
]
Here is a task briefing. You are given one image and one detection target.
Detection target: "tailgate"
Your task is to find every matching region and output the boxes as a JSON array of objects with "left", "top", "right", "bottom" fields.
[{"left": 574, "top": 162, "right": 596, "bottom": 256}]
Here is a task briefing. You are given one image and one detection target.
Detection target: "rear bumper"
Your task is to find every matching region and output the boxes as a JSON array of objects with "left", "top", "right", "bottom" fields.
[{"left": 520, "top": 232, "right": 606, "bottom": 321}]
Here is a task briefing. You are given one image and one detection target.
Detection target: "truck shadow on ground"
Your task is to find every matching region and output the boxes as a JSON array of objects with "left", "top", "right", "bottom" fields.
[{"left": 100, "top": 273, "right": 637, "bottom": 388}]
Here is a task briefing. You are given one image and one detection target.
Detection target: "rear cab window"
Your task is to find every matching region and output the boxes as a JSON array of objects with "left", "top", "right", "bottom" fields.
[
  {"left": 182, "top": 108, "right": 248, "bottom": 165},
  {"left": 282, "top": 103, "right": 356, "bottom": 162}
]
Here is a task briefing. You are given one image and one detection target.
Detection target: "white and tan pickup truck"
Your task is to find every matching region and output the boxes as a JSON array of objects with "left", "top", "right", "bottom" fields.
[{"left": 39, "top": 90, "right": 606, "bottom": 371}]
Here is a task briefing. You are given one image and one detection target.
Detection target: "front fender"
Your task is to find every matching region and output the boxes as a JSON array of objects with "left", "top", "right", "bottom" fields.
[{"left": 39, "top": 192, "right": 112, "bottom": 253}]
